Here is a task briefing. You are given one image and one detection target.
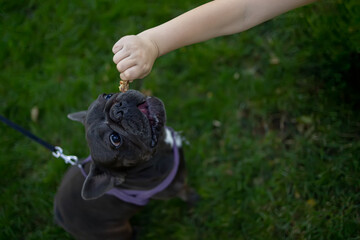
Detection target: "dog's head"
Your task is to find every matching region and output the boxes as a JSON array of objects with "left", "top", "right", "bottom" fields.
[{"left": 68, "top": 90, "right": 166, "bottom": 200}]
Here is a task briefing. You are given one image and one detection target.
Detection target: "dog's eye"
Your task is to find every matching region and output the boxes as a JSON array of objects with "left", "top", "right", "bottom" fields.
[
  {"left": 110, "top": 133, "right": 122, "bottom": 148},
  {"left": 104, "top": 94, "right": 113, "bottom": 100}
]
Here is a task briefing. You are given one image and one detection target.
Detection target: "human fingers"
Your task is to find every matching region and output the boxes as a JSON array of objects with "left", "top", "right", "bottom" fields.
[
  {"left": 113, "top": 35, "right": 137, "bottom": 54},
  {"left": 120, "top": 65, "right": 143, "bottom": 81},
  {"left": 112, "top": 39, "right": 124, "bottom": 54},
  {"left": 116, "top": 58, "right": 137, "bottom": 74},
  {"left": 113, "top": 49, "right": 130, "bottom": 65},
  {"left": 120, "top": 63, "right": 153, "bottom": 81}
]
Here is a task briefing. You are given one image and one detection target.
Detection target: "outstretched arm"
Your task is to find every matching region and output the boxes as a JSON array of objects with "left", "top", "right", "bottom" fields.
[{"left": 113, "top": 0, "right": 317, "bottom": 81}]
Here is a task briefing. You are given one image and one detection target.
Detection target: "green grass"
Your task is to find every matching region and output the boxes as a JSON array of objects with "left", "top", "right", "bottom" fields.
[{"left": 1, "top": 0, "right": 359, "bottom": 239}]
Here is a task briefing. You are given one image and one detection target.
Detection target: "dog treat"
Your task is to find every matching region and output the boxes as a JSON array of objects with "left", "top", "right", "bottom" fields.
[{"left": 119, "top": 80, "right": 129, "bottom": 92}]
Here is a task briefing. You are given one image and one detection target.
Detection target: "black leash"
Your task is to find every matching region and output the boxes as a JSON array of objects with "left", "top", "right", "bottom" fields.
[
  {"left": 0, "top": 114, "right": 79, "bottom": 165},
  {"left": 0, "top": 114, "right": 56, "bottom": 152}
]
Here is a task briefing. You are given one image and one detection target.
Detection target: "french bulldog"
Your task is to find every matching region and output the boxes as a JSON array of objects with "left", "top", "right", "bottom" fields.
[{"left": 54, "top": 90, "right": 198, "bottom": 240}]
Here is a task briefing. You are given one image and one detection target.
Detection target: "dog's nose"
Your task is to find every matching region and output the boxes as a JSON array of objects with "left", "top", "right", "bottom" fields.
[
  {"left": 117, "top": 100, "right": 131, "bottom": 110},
  {"left": 110, "top": 101, "right": 130, "bottom": 121}
]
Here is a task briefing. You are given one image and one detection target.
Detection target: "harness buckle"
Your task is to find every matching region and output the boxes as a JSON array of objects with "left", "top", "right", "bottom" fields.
[{"left": 52, "top": 146, "right": 79, "bottom": 165}]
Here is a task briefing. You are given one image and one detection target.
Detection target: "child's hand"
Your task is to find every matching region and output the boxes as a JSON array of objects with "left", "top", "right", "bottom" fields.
[{"left": 112, "top": 35, "right": 159, "bottom": 81}]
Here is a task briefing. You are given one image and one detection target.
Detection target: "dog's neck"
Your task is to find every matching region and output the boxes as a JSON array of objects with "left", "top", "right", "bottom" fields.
[{"left": 116, "top": 128, "right": 182, "bottom": 190}]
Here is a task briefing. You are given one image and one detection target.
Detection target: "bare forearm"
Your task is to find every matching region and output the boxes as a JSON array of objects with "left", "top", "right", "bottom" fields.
[
  {"left": 138, "top": 0, "right": 246, "bottom": 56},
  {"left": 139, "top": 0, "right": 317, "bottom": 56},
  {"left": 113, "top": 0, "right": 317, "bottom": 81}
]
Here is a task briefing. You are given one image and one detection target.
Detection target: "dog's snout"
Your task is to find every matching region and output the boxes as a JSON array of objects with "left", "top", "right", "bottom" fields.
[
  {"left": 117, "top": 100, "right": 130, "bottom": 108},
  {"left": 110, "top": 100, "right": 132, "bottom": 122},
  {"left": 111, "top": 106, "right": 124, "bottom": 120},
  {"left": 116, "top": 110, "right": 124, "bottom": 119}
]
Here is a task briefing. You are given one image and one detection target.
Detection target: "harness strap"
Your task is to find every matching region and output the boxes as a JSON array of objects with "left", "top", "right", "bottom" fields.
[{"left": 79, "top": 127, "right": 180, "bottom": 206}]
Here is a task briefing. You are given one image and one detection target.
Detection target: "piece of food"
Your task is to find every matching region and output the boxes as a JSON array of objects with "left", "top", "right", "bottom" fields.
[{"left": 119, "top": 80, "right": 129, "bottom": 92}]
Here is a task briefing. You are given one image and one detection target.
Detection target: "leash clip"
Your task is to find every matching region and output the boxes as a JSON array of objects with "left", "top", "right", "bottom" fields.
[{"left": 52, "top": 146, "right": 79, "bottom": 165}]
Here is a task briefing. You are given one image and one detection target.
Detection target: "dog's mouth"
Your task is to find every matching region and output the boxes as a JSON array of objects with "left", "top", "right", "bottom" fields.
[{"left": 137, "top": 97, "right": 165, "bottom": 148}]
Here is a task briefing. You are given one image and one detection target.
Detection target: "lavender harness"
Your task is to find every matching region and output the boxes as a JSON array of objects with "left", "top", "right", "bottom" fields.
[{"left": 79, "top": 128, "right": 180, "bottom": 206}]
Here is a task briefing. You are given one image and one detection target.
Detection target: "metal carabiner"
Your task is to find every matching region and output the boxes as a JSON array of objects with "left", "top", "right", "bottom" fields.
[{"left": 52, "top": 146, "right": 79, "bottom": 166}]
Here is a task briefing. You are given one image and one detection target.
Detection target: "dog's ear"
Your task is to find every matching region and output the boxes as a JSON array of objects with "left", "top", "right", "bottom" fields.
[
  {"left": 67, "top": 111, "right": 87, "bottom": 124},
  {"left": 81, "top": 163, "right": 116, "bottom": 200}
]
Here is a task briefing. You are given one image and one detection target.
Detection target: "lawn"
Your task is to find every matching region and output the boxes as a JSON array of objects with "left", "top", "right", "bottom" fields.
[{"left": 1, "top": 0, "right": 359, "bottom": 239}]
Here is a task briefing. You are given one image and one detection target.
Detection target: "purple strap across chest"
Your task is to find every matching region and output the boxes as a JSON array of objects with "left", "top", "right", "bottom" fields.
[{"left": 79, "top": 128, "right": 180, "bottom": 206}]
